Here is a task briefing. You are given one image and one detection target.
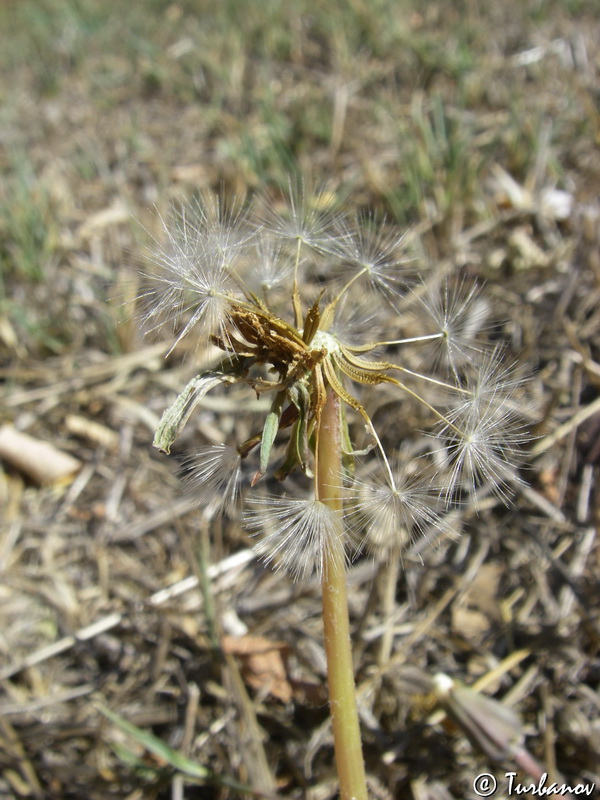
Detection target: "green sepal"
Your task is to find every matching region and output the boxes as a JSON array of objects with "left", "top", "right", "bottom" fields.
[
  {"left": 274, "top": 382, "right": 312, "bottom": 480},
  {"left": 339, "top": 400, "right": 356, "bottom": 479},
  {"left": 252, "top": 389, "right": 286, "bottom": 484},
  {"left": 289, "top": 381, "right": 311, "bottom": 471},
  {"left": 275, "top": 416, "right": 309, "bottom": 481}
]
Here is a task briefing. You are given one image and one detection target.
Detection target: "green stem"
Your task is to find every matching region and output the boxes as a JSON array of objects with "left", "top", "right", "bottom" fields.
[{"left": 316, "top": 389, "right": 368, "bottom": 800}]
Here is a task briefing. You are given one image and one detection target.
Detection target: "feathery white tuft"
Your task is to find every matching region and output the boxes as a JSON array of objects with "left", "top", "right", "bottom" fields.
[
  {"left": 141, "top": 210, "right": 239, "bottom": 353},
  {"left": 243, "top": 495, "right": 345, "bottom": 581},
  {"left": 185, "top": 444, "right": 242, "bottom": 516},
  {"left": 258, "top": 179, "right": 342, "bottom": 255},
  {"left": 246, "top": 233, "right": 294, "bottom": 296},
  {"left": 346, "top": 467, "right": 448, "bottom": 555},
  {"left": 332, "top": 213, "right": 412, "bottom": 307},
  {"left": 418, "top": 280, "right": 490, "bottom": 375},
  {"left": 438, "top": 394, "right": 527, "bottom": 502},
  {"left": 327, "top": 294, "right": 384, "bottom": 349}
]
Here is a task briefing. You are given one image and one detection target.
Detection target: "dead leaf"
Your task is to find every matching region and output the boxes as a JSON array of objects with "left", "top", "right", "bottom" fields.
[
  {"left": 221, "top": 634, "right": 293, "bottom": 703},
  {"left": 462, "top": 563, "right": 503, "bottom": 621},
  {"left": 451, "top": 606, "right": 491, "bottom": 643}
]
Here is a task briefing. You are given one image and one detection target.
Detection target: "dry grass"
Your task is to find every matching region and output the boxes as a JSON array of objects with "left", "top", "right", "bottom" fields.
[{"left": 1, "top": 1, "right": 599, "bottom": 798}]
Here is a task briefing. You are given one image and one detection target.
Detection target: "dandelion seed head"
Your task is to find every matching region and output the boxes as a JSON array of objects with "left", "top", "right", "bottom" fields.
[{"left": 143, "top": 184, "right": 531, "bottom": 578}]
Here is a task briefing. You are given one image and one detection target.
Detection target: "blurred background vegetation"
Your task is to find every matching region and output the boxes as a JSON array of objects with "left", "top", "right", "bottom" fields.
[{"left": 1, "top": 0, "right": 596, "bottom": 358}]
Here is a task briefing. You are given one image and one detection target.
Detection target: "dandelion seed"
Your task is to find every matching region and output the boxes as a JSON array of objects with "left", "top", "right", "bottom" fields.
[
  {"left": 327, "top": 294, "right": 383, "bottom": 349},
  {"left": 247, "top": 233, "right": 294, "bottom": 296},
  {"left": 347, "top": 464, "right": 448, "bottom": 555},
  {"left": 185, "top": 444, "right": 242, "bottom": 516},
  {"left": 439, "top": 398, "right": 527, "bottom": 502},
  {"left": 332, "top": 212, "right": 413, "bottom": 307},
  {"left": 418, "top": 279, "right": 490, "bottom": 375},
  {"left": 258, "top": 179, "right": 342, "bottom": 254},
  {"left": 243, "top": 496, "right": 346, "bottom": 581},
  {"left": 186, "top": 192, "right": 256, "bottom": 268},
  {"left": 142, "top": 210, "right": 239, "bottom": 352},
  {"left": 453, "top": 344, "right": 525, "bottom": 414},
  {"left": 430, "top": 344, "right": 529, "bottom": 502}
]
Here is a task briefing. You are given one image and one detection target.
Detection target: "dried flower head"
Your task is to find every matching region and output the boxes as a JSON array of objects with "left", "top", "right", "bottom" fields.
[{"left": 144, "top": 183, "right": 528, "bottom": 579}]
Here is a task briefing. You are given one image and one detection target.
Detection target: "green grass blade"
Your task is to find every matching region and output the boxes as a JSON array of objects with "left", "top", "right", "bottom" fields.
[{"left": 97, "top": 704, "right": 265, "bottom": 795}]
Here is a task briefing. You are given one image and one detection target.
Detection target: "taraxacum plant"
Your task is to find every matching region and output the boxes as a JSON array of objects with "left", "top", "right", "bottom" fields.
[{"left": 142, "top": 183, "right": 526, "bottom": 800}]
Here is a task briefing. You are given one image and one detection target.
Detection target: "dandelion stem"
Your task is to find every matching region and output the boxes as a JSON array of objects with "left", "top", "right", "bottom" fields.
[{"left": 316, "top": 389, "right": 368, "bottom": 800}]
